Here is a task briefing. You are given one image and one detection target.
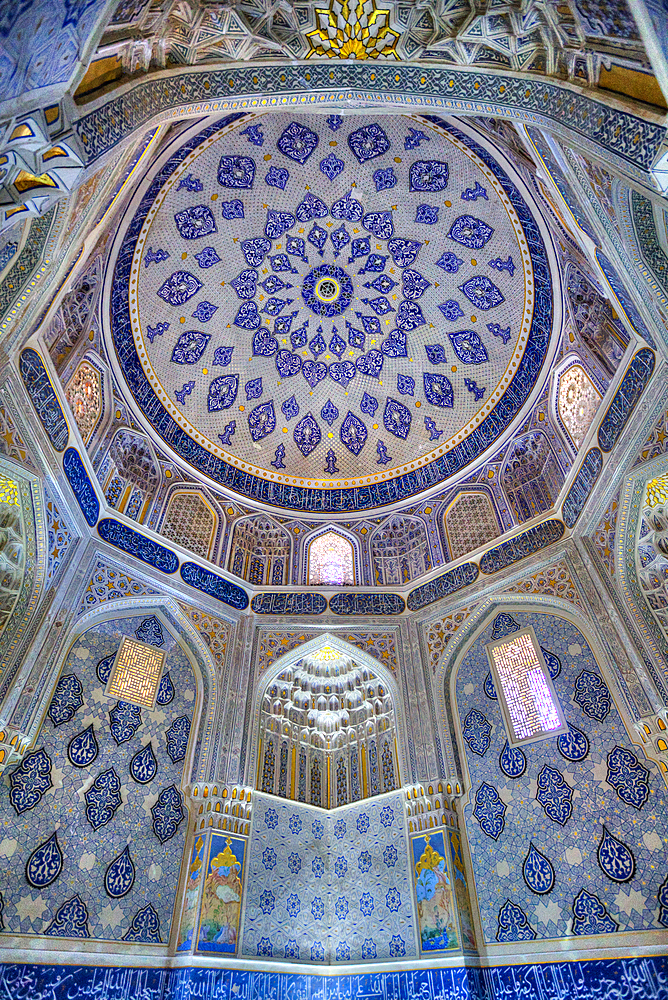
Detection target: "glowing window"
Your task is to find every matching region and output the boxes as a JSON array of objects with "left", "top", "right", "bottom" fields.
[
  {"left": 105, "top": 636, "right": 165, "bottom": 708},
  {"left": 486, "top": 627, "right": 566, "bottom": 745},
  {"left": 65, "top": 360, "right": 102, "bottom": 444},
  {"left": 308, "top": 531, "right": 354, "bottom": 585},
  {"left": 557, "top": 364, "right": 601, "bottom": 449}
]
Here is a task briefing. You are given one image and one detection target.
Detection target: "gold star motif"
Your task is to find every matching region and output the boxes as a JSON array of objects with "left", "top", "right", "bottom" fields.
[{"left": 306, "top": 0, "right": 400, "bottom": 60}]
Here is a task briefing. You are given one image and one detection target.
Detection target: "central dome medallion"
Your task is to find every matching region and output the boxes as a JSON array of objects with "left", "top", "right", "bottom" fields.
[
  {"left": 302, "top": 264, "right": 354, "bottom": 317},
  {"left": 107, "top": 112, "right": 559, "bottom": 513}
]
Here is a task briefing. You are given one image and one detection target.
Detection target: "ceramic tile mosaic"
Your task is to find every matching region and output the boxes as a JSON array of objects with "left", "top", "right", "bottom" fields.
[
  {"left": 0, "top": 615, "right": 194, "bottom": 943},
  {"left": 1, "top": 956, "right": 668, "bottom": 999},
  {"left": 241, "top": 790, "right": 416, "bottom": 963},
  {"left": 108, "top": 112, "right": 555, "bottom": 513},
  {"left": 456, "top": 610, "right": 668, "bottom": 944}
]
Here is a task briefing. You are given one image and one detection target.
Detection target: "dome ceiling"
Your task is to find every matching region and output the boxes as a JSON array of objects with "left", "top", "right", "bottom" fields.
[{"left": 107, "top": 111, "right": 559, "bottom": 515}]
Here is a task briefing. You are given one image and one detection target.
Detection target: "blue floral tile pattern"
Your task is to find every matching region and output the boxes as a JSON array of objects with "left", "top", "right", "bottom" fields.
[
  {"left": 122, "top": 905, "right": 161, "bottom": 943},
  {"left": 462, "top": 709, "right": 492, "bottom": 755},
  {"left": 105, "top": 846, "right": 135, "bottom": 898},
  {"left": 166, "top": 716, "right": 191, "bottom": 763},
  {"left": 572, "top": 889, "right": 618, "bottom": 935},
  {"left": 0, "top": 615, "right": 195, "bottom": 941},
  {"left": 116, "top": 112, "right": 552, "bottom": 508},
  {"left": 496, "top": 899, "right": 536, "bottom": 942},
  {"left": 473, "top": 782, "right": 506, "bottom": 839},
  {"left": 457, "top": 610, "right": 668, "bottom": 944},
  {"left": 174, "top": 204, "right": 217, "bottom": 240},
  {"left": 85, "top": 768, "right": 122, "bottom": 830},
  {"left": 522, "top": 843, "right": 555, "bottom": 894},
  {"left": 241, "top": 792, "right": 415, "bottom": 962},
  {"left": 347, "top": 123, "right": 390, "bottom": 163},
  {"left": 130, "top": 743, "right": 157, "bottom": 784},
  {"left": 597, "top": 827, "right": 636, "bottom": 883},
  {"left": 26, "top": 833, "right": 63, "bottom": 888},
  {"left": 536, "top": 765, "right": 573, "bottom": 825},
  {"left": 9, "top": 749, "right": 52, "bottom": 814},
  {"left": 574, "top": 670, "right": 611, "bottom": 720},
  {"left": 48, "top": 674, "right": 83, "bottom": 727},
  {"left": 606, "top": 746, "right": 649, "bottom": 809},
  {"left": 157, "top": 271, "right": 202, "bottom": 306},
  {"left": 45, "top": 896, "right": 90, "bottom": 938},
  {"left": 151, "top": 785, "right": 185, "bottom": 843},
  {"left": 109, "top": 702, "right": 142, "bottom": 745},
  {"left": 277, "top": 122, "right": 319, "bottom": 164},
  {"left": 218, "top": 155, "right": 255, "bottom": 188},
  {"left": 67, "top": 727, "right": 99, "bottom": 769},
  {"left": 408, "top": 160, "right": 449, "bottom": 191}
]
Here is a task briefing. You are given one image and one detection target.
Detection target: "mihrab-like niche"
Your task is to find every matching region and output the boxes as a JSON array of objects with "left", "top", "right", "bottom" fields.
[{"left": 108, "top": 113, "right": 559, "bottom": 513}]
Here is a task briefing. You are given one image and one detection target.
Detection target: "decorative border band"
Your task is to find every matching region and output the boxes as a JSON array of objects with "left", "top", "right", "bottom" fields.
[{"left": 73, "top": 64, "right": 665, "bottom": 178}]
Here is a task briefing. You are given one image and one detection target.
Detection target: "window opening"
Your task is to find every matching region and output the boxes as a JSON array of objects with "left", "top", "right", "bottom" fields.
[
  {"left": 308, "top": 531, "right": 354, "bottom": 585},
  {"left": 105, "top": 636, "right": 165, "bottom": 709},
  {"left": 486, "top": 627, "right": 566, "bottom": 745}
]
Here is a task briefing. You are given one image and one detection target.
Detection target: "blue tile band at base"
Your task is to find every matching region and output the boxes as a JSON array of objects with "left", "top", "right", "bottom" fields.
[{"left": 0, "top": 956, "right": 667, "bottom": 998}]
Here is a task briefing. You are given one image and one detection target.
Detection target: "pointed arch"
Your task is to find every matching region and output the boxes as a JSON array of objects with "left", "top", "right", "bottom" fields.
[
  {"left": 304, "top": 525, "right": 359, "bottom": 586},
  {"left": 228, "top": 513, "right": 291, "bottom": 586},
  {"left": 369, "top": 514, "right": 431, "bottom": 585},
  {"left": 248, "top": 633, "right": 408, "bottom": 804},
  {"left": 501, "top": 430, "right": 565, "bottom": 523}
]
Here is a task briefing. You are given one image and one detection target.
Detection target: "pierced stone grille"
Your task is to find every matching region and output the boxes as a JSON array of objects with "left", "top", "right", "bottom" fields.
[
  {"left": 65, "top": 360, "right": 102, "bottom": 444},
  {"left": 105, "top": 636, "right": 165, "bottom": 708},
  {"left": 557, "top": 363, "right": 601, "bottom": 449},
  {"left": 161, "top": 491, "right": 215, "bottom": 559},
  {"left": 487, "top": 629, "right": 565, "bottom": 745},
  {"left": 446, "top": 492, "right": 499, "bottom": 559}
]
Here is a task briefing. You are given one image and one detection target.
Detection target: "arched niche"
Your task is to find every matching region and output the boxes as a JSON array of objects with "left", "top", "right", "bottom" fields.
[
  {"left": 228, "top": 513, "right": 291, "bottom": 586},
  {"left": 552, "top": 355, "right": 603, "bottom": 453},
  {"left": 160, "top": 487, "right": 219, "bottom": 561},
  {"left": 444, "top": 490, "right": 500, "bottom": 560},
  {"left": 248, "top": 634, "right": 409, "bottom": 807},
  {"left": 1, "top": 601, "right": 218, "bottom": 947},
  {"left": 369, "top": 514, "right": 431, "bottom": 586},
  {"left": 616, "top": 454, "right": 668, "bottom": 713},
  {"left": 501, "top": 430, "right": 565, "bottom": 523},
  {"left": 0, "top": 458, "right": 47, "bottom": 756},
  {"left": 37, "top": 598, "right": 218, "bottom": 784},
  {"left": 304, "top": 525, "right": 359, "bottom": 586},
  {"left": 440, "top": 598, "right": 668, "bottom": 949},
  {"left": 96, "top": 427, "right": 161, "bottom": 524},
  {"left": 565, "top": 262, "right": 629, "bottom": 377}
]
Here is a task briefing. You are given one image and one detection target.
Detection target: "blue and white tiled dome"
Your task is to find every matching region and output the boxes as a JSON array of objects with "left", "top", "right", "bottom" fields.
[{"left": 108, "top": 112, "right": 559, "bottom": 513}]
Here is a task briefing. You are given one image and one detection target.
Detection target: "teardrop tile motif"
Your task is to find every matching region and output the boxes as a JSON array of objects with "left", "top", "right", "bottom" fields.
[
  {"left": 105, "top": 845, "right": 135, "bottom": 898},
  {"left": 483, "top": 672, "right": 497, "bottom": 700},
  {"left": 156, "top": 672, "right": 175, "bottom": 706},
  {"left": 97, "top": 655, "right": 114, "bottom": 685},
  {"left": 522, "top": 843, "right": 555, "bottom": 894},
  {"left": 540, "top": 646, "right": 561, "bottom": 679},
  {"left": 130, "top": 743, "right": 158, "bottom": 785},
  {"left": 597, "top": 826, "right": 636, "bottom": 883},
  {"left": 499, "top": 741, "right": 526, "bottom": 778},
  {"left": 67, "top": 725, "right": 99, "bottom": 768},
  {"left": 491, "top": 613, "right": 520, "bottom": 639},
  {"left": 26, "top": 832, "right": 63, "bottom": 888},
  {"left": 557, "top": 723, "right": 590, "bottom": 762}
]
